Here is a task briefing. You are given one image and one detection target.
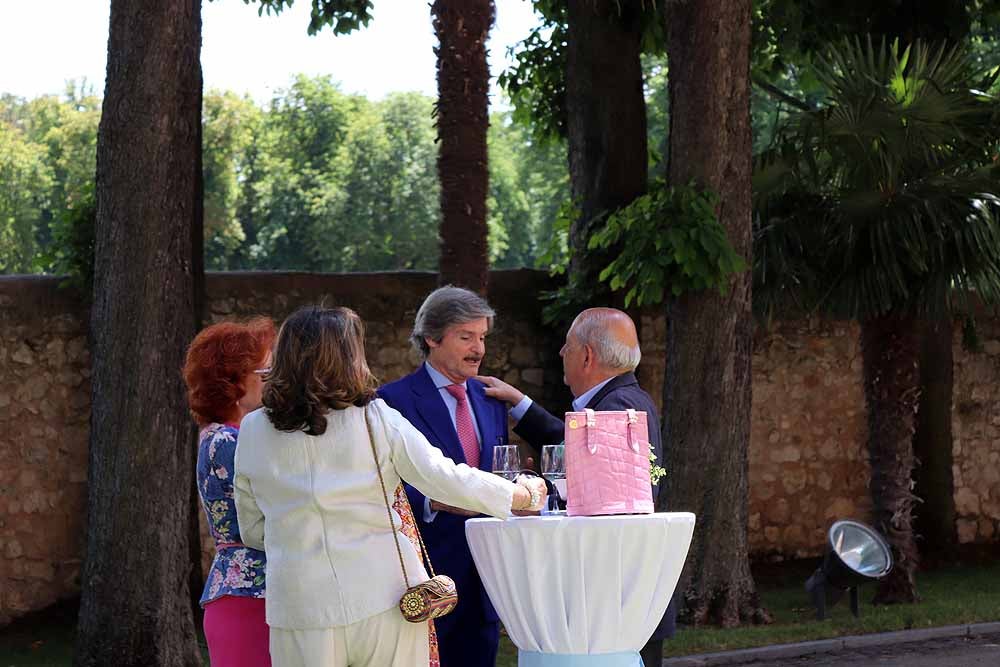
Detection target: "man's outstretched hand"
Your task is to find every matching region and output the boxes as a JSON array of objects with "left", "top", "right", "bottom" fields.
[{"left": 476, "top": 375, "right": 525, "bottom": 406}]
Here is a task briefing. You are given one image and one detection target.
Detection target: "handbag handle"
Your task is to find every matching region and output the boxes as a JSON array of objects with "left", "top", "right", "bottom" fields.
[
  {"left": 581, "top": 408, "right": 642, "bottom": 454},
  {"left": 364, "top": 406, "right": 437, "bottom": 589}
]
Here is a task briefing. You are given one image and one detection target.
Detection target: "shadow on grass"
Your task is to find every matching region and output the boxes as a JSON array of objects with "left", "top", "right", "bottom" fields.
[
  {"left": 0, "top": 598, "right": 210, "bottom": 667},
  {"left": 3, "top": 557, "right": 998, "bottom": 667},
  {"left": 496, "top": 557, "right": 1000, "bottom": 666}
]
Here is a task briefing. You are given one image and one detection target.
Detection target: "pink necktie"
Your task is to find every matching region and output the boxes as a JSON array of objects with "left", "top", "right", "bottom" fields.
[{"left": 445, "top": 384, "right": 480, "bottom": 469}]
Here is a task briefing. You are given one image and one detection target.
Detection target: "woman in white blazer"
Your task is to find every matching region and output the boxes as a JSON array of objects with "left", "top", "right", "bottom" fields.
[{"left": 234, "top": 305, "right": 545, "bottom": 667}]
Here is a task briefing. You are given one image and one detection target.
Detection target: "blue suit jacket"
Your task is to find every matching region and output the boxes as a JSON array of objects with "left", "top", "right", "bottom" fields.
[{"left": 378, "top": 364, "right": 508, "bottom": 626}]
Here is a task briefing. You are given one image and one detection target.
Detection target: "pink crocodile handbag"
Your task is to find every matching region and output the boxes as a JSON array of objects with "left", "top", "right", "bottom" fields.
[{"left": 564, "top": 408, "right": 654, "bottom": 516}]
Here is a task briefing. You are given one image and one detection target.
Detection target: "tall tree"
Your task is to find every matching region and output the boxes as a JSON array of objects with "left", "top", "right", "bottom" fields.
[
  {"left": 754, "top": 38, "right": 1000, "bottom": 602},
  {"left": 564, "top": 0, "right": 648, "bottom": 300},
  {"left": 754, "top": 0, "right": 1000, "bottom": 560},
  {"left": 432, "top": 0, "right": 494, "bottom": 293},
  {"left": 75, "top": 1, "right": 203, "bottom": 664},
  {"left": 662, "top": 0, "right": 768, "bottom": 626}
]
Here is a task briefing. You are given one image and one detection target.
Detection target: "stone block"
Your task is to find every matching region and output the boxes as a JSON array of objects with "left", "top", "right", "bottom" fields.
[
  {"left": 509, "top": 345, "right": 537, "bottom": 367},
  {"left": 955, "top": 487, "right": 981, "bottom": 515},
  {"left": 782, "top": 469, "right": 807, "bottom": 494},
  {"left": 521, "top": 368, "right": 544, "bottom": 387},
  {"left": 11, "top": 343, "right": 34, "bottom": 365},
  {"left": 957, "top": 518, "right": 978, "bottom": 543},
  {"left": 825, "top": 497, "right": 855, "bottom": 520},
  {"left": 765, "top": 499, "right": 790, "bottom": 524}
]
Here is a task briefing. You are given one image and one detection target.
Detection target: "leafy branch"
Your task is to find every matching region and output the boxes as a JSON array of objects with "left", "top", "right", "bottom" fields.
[{"left": 589, "top": 180, "right": 747, "bottom": 307}]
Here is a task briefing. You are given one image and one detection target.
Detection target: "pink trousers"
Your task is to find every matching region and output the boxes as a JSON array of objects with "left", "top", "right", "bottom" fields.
[{"left": 204, "top": 595, "right": 271, "bottom": 667}]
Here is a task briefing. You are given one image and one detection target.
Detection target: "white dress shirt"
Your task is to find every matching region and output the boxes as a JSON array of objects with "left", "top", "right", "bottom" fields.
[{"left": 234, "top": 399, "right": 516, "bottom": 630}]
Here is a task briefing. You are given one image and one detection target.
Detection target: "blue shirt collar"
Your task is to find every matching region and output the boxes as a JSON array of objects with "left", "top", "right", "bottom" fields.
[
  {"left": 572, "top": 377, "right": 615, "bottom": 412},
  {"left": 424, "top": 361, "right": 467, "bottom": 391}
]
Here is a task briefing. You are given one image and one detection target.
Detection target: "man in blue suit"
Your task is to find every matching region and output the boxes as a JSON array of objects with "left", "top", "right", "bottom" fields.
[
  {"left": 478, "top": 307, "right": 676, "bottom": 666},
  {"left": 379, "top": 286, "right": 507, "bottom": 667}
]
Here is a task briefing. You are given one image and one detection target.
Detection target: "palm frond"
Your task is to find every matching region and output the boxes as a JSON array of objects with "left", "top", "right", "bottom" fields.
[{"left": 753, "top": 35, "right": 1000, "bottom": 319}]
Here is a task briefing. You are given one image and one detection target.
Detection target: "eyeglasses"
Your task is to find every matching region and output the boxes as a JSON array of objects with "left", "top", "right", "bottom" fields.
[{"left": 253, "top": 367, "right": 271, "bottom": 376}]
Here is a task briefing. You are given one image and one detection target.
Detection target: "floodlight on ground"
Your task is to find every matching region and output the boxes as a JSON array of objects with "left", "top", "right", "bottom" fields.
[{"left": 805, "top": 519, "right": 892, "bottom": 620}]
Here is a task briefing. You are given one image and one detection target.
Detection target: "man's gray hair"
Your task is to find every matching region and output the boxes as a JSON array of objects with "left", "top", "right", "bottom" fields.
[
  {"left": 571, "top": 311, "right": 642, "bottom": 372},
  {"left": 410, "top": 286, "right": 496, "bottom": 357}
]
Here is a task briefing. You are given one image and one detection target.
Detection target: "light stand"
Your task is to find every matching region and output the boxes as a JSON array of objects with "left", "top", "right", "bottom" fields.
[{"left": 805, "top": 519, "right": 892, "bottom": 620}]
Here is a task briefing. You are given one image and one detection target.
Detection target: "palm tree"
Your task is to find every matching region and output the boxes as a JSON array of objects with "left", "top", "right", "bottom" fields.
[
  {"left": 755, "top": 37, "right": 1000, "bottom": 603},
  {"left": 433, "top": 0, "right": 494, "bottom": 293}
]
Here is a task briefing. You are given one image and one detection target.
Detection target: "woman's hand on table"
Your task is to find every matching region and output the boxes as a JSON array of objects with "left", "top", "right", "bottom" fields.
[{"left": 513, "top": 475, "right": 547, "bottom": 513}]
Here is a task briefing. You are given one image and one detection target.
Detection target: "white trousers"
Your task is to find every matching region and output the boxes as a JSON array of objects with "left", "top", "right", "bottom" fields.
[{"left": 269, "top": 607, "right": 430, "bottom": 667}]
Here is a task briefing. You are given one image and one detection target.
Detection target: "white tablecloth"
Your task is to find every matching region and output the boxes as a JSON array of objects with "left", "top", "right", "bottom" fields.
[{"left": 466, "top": 513, "right": 695, "bottom": 665}]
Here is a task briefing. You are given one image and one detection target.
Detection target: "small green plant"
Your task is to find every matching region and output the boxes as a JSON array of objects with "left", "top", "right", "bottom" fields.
[
  {"left": 589, "top": 180, "right": 746, "bottom": 307},
  {"left": 649, "top": 443, "right": 666, "bottom": 485}
]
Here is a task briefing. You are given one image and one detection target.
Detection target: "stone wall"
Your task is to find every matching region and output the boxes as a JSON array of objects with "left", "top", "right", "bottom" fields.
[
  {"left": 0, "top": 270, "right": 568, "bottom": 625},
  {"left": 0, "top": 277, "right": 90, "bottom": 627},
  {"left": 952, "top": 316, "right": 1000, "bottom": 544},
  {"left": 747, "top": 319, "right": 872, "bottom": 559},
  {"left": 2, "top": 271, "right": 999, "bottom": 625}
]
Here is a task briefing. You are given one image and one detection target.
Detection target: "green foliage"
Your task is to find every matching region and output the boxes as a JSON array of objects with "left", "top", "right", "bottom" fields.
[
  {"left": 754, "top": 37, "right": 1000, "bottom": 320},
  {"left": 36, "top": 185, "right": 96, "bottom": 292},
  {"left": 244, "top": 0, "right": 374, "bottom": 35},
  {"left": 0, "top": 119, "right": 53, "bottom": 273},
  {"left": 203, "top": 90, "right": 259, "bottom": 268},
  {"left": 589, "top": 180, "right": 747, "bottom": 307},
  {"left": 535, "top": 197, "right": 577, "bottom": 275},
  {"left": 496, "top": 1, "right": 567, "bottom": 143},
  {"left": 753, "top": 0, "right": 1000, "bottom": 81},
  {"left": 309, "top": 92, "right": 440, "bottom": 271},
  {"left": 499, "top": 0, "right": 666, "bottom": 144},
  {"left": 0, "top": 84, "right": 98, "bottom": 278},
  {"left": 2, "top": 77, "right": 570, "bottom": 276},
  {"left": 489, "top": 113, "right": 572, "bottom": 268}
]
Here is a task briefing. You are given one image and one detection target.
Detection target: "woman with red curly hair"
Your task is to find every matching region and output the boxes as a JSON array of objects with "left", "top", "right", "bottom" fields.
[{"left": 183, "top": 317, "right": 276, "bottom": 667}]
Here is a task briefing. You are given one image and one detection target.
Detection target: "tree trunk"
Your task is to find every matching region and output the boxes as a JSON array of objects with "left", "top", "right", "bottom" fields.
[
  {"left": 662, "top": 0, "right": 769, "bottom": 627},
  {"left": 433, "top": 0, "right": 493, "bottom": 294},
  {"left": 75, "top": 1, "right": 203, "bottom": 665},
  {"left": 913, "top": 316, "right": 957, "bottom": 562},
  {"left": 861, "top": 314, "right": 922, "bottom": 604},
  {"left": 189, "top": 84, "right": 207, "bottom": 626},
  {"left": 565, "top": 0, "right": 647, "bottom": 299}
]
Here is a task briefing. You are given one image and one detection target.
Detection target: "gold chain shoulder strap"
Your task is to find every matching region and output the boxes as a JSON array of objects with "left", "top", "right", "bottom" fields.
[{"left": 363, "top": 405, "right": 437, "bottom": 587}]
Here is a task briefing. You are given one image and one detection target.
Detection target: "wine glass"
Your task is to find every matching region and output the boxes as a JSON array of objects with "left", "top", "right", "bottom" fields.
[
  {"left": 491, "top": 445, "right": 521, "bottom": 481},
  {"left": 541, "top": 444, "right": 565, "bottom": 514}
]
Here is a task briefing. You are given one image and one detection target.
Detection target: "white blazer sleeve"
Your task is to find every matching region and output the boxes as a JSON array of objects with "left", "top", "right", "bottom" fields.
[
  {"left": 233, "top": 430, "right": 266, "bottom": 551},
  {"left": 373, "top": 401, "right": 515, "bottom": 519}
]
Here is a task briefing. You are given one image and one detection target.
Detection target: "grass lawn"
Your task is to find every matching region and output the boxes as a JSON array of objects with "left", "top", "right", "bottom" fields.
[
  {"left": 3, "top": 560, "right": 998, "bottom": 666},
  {"left": 496, "top": 559, "right": 1000, "bottom": 666}
]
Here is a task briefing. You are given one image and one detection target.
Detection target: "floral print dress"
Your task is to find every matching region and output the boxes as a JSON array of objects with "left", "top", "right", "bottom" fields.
[
  {"left": 198, "top": 423, "right": 266, "bottom": 606},
  {"left": 393, "top": 484, "right": 441, "bottom": 667}
]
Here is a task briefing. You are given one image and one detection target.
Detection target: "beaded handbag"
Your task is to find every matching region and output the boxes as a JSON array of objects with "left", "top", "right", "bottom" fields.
[{"left": 364, "top": 410, "right": 458, "bottom": 623}]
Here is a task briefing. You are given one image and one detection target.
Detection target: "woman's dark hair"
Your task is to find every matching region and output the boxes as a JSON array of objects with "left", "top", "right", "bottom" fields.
[{"left": 263, "top": 306, "right": 378, "bottom": 435}]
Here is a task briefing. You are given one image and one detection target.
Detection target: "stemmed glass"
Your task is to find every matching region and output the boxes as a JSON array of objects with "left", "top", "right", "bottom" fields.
[
  {"left": 491, "top": 445, "right": 521, "bottom": 481},
  {"left": 541, "top": 444, "right": 565, "bottom": 515}
]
